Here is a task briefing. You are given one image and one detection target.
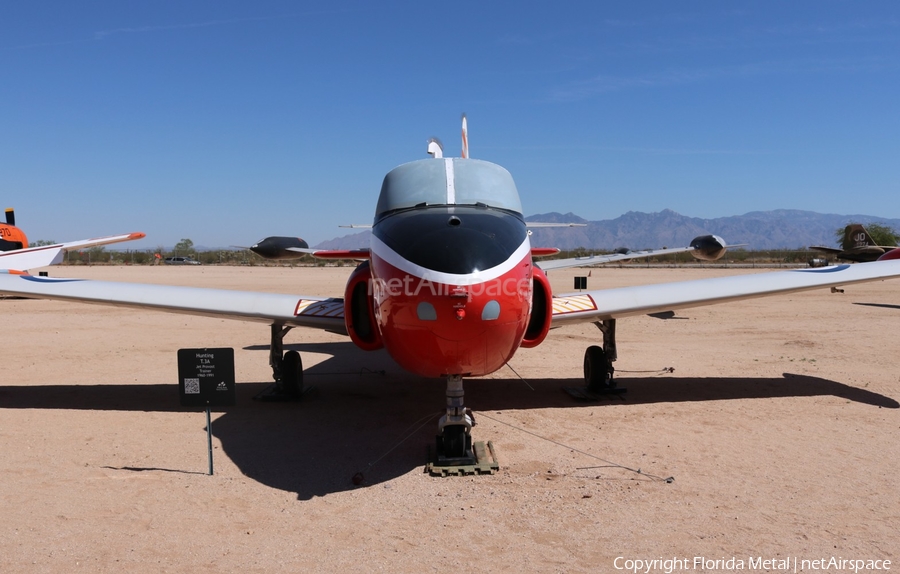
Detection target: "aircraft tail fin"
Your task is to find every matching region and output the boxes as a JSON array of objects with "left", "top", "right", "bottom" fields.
[
  {"left": 4, "top": 208, "right": 14, "bottom": 226},
  {"left": 842, "top": 224, "right": 876, "bottom": 250}
]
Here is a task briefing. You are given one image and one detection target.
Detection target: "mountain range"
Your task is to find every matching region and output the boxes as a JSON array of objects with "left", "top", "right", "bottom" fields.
[{"left": 313, "top": 209, "right": 900, "bottom": 251}]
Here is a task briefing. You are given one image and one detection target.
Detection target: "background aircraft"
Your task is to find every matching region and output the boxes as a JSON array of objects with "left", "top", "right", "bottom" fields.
[
  {"left": 810, "top": 223, "right": 899, "bottom": 263},
  {"left": 0, "top": 208, "right": 27, "bottom": 251},
  {"left": 0, "top": 207, "right": 145, "bottom": 270},
  {"left": 249, "top": 236, "right": 310, "bottom": 260},
  {"left": 2, "top": 121, "right": 900, "bottom": 465}
]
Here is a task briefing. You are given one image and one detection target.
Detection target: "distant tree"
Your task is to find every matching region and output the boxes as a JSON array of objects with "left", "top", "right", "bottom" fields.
[
  {"left": 28, "top": 239, "right": 56, "bottom": 247},
  {"left": 834, "top": 223, "right": 899, "bottom": 247},
  {"left": 173, "top": 238, "right": 195, "bottom": 255}
]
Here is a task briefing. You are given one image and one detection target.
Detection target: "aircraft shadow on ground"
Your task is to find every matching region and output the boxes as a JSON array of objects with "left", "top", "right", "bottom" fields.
[
  {"left": 853, "top": 302, "right": 900, "bottom": 311},
  {"left": 1, "top": 342, "right": 896, "bottom": 500}
]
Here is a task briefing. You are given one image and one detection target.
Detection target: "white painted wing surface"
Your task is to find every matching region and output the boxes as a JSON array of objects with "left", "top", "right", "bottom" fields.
[
  {"left": 0, "top": 274, "right": 347, "bottom": 333},
  {"left": 550, "top": 261, "right": 900, "bottom": 327},
  {"left": 539, "top": 246, "right": 698, "bottom": 271},
  {"left": 0, "top": 232, "right": 146, "bottom": 271}
]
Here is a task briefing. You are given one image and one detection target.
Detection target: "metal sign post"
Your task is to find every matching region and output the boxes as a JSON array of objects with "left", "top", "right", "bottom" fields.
[
  {"left": 206, "top": 407, "right": 213, "bottom": 475},
  {"left": 178, "top": 348, "right": 236, "bottom": 475}
]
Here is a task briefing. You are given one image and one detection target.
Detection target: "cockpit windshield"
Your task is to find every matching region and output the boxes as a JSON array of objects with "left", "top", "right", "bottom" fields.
[{"left": 375, "top": 158, "right": 523, "bottom": 221}]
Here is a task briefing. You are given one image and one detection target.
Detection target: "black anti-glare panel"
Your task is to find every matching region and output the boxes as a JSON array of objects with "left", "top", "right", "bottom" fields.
[{"left": 178, "top": 348, "right": 236, "bottom": 407}]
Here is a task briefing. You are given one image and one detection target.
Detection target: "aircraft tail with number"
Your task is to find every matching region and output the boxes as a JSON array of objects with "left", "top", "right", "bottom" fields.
[{"left": 841, "top": 224, "right": 878, "bottom": 250}]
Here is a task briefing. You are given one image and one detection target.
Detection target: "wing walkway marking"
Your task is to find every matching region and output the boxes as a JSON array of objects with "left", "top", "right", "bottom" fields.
[
  {"left": 295, "top": 299, "right": 345, "bottom": 318},
  {"left": 552, "top": 294, "right": 598, "bottom": 315}
]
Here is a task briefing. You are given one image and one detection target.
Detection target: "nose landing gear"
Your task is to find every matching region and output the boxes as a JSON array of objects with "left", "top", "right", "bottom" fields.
[
  {"left": 428, "top": 375, "right": 499, "bottom": 476},
  {"left": 437, "top": 375, "right": 474, "bottom": 461}
]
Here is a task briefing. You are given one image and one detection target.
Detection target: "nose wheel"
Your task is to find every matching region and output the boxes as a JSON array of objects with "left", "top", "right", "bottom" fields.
[{"left": 439, "top": 424, "right": 472, "bottom": 460}]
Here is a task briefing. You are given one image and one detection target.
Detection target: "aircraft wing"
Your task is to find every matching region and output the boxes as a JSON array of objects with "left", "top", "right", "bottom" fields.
[
  {"left": 526, "top": 222, "right": 587, "bottom": 228},
  {"left": 538, "top": 245, "right": 699, "bottom": 271},
  {"left": 0, "top": 232, "right": 146, "bottom": 271},
  {"left": 808, "top": 246, "right": 842, "bottom": 255},
  {"left": 0, "top": 274, "right": 347, "bottom": 334},
  {"left": 336, "top": 222, "right": 586, "bottom": 229},
  {"left": 550, "top": 261, "right": 900, "bottom": 327},
  {"left": 286, "top": 248, "right": 370, "bottom": 259}
]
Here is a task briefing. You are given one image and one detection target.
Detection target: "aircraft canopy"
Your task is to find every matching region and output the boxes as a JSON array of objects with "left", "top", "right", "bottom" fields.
[{"left": 375, "top": 158, "right": 523, "bottom": 220}]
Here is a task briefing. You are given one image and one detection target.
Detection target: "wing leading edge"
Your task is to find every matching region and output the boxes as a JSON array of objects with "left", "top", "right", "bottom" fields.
[
  {"left": 550, "top": 261, "right": 900, "bottom": 327},
  {"left": 4, "top": 259, "right": 898, "bottom": 340}
]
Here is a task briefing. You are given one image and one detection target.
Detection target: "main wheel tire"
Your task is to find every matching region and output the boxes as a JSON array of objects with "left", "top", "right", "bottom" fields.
[
  {"left": 584, "top": 345, "right": 614, "bottom": 391},
  {"left": 282, "top": 350, "right": 304, "bottom": 397}
]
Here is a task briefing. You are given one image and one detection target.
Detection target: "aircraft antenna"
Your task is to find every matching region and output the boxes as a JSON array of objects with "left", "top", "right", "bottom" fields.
[
  {"left": 461, "top": 113, "right": 468, "bottom": 158},
  {"left": 427, "top": 137, "right": 443, "bottom": 159}
]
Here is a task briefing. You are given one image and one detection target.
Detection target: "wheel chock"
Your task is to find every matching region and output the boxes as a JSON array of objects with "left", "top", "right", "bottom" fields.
[{"left": 426, "top": 441, "right": 499, "bottom": 477}]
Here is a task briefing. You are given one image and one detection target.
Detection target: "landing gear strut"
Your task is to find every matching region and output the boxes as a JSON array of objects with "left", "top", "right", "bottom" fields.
[
  {"left": 255, "top": 323, "right": 309, "bottom": 401},
  {"left": 436, "top": 375, "right": 474, "bottom": 461}
]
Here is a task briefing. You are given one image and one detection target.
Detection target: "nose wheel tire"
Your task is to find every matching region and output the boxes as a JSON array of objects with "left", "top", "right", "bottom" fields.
[{"left": 439, "top": 425, "right": 472, "bottom": 459}]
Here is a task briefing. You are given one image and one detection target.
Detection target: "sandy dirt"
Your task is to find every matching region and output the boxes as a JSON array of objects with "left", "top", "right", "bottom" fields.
[{"left": 1, "top": 264, "right": 898, "bottom": 573}]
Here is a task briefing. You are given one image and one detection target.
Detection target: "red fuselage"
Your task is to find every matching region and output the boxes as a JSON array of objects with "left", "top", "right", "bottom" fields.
[{"left": 369, "top": 206, "right": 534, "bottom": 378}]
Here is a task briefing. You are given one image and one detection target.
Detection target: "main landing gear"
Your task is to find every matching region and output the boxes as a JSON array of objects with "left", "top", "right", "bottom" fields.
[
  {"left": 255, "top": 324, "right": 310, "bottom": 401},
  {"left": 576, "top": 319, "right": 625, "bottom": 397}
]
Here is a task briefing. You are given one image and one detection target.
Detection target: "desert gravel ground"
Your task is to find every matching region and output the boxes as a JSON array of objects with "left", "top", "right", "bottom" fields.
[{"left": 1, "top": 264, "right": 898, "bottom": 573}]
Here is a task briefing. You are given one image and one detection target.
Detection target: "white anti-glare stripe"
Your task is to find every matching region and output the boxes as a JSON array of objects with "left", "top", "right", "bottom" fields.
[
  {"left": 370, "top": 233, "right": 531, "bottom": 286},
  {"left": 444, "top": 158, "right": 456, "bottom": 204}
]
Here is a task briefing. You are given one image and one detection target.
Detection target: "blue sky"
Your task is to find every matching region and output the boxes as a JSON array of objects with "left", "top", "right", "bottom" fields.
[{"left": 2, "top": 1, "right": 898, "bottom": 249}]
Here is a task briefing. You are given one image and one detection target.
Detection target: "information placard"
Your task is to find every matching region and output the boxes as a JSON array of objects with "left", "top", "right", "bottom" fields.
[{"left": 178, "top": 348, "right": 236, "bottom": 407}]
